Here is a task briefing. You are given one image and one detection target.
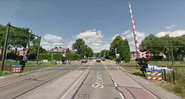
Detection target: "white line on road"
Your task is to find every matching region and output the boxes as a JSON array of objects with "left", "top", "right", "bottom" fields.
[
  {"left": 60, "top": 64, "right": 93, "bottom": 99},
  {"left": 103, "top": 63, "right": 125, "bottom": 99},
  {"left": 75, "top": 62, "right": 89, "bottom": 71}
]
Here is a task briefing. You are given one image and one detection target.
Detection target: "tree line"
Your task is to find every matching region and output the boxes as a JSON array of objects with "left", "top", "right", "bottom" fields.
[
  {"left": 140, "top": 34, "right": 185, "bottom": 61},
  {"left": 72, "top": 38, "right": 94, "bottom": 58},
  {"left": 94, "top": 35, "right": 131, "bottom": 62},
  {"left": 0, "top": 24, "right": 43, "bottom": 60}
]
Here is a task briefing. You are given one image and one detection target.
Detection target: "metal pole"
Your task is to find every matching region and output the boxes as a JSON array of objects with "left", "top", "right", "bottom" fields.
[
  {"left": 173, "top": 69, "right": 175, "bottom": 84},
  {"left": 170, "top": 40, "right": 174, "bottom": 66},
  {"left": 36, "top": 37, "right": 41, "bottom": 65},
  {"left": 1, "top": 22, "right": 10, "bottom": 71}
]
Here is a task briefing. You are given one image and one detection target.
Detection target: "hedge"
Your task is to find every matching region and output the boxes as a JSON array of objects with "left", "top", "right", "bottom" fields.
[{"left": 39, "top": 53, "right": 81, "bottom": 61}]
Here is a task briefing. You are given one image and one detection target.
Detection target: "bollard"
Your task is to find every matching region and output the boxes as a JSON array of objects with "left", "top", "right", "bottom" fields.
[
  {"left": 173, "top": 69, "right": 175, "bottom": 84},
  {"left": 164, "top": 69, "right": 166, "bottom": 81}
]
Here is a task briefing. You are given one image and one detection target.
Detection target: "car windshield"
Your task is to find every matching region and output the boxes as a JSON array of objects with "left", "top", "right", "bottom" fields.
[{"left": 82, "top": 58, "right": 86, "bottom": 59}]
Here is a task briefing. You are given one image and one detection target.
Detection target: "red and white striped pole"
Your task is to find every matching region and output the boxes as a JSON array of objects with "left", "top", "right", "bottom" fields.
[
  {"left": 129, "top": 2, "right": 140, "bottom": 59},
  {"left": 64, "top": 37, "right": 67, "bottom": 56}
]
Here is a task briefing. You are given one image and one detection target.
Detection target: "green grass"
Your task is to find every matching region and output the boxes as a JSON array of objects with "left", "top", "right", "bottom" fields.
[
  {"left": 0, "top": 62, "right": 58, "bottom": 66},
  {"left": 0, "top": 71, "right": 11, "bottom": 76},
  {"left": 120, "top": 60, "right": 185, "bottom": 66}
]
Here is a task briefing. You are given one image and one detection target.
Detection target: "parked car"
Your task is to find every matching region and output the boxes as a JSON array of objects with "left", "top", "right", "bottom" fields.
[
  {"left": 81, "top": 58, "right": 87, "bottom": 63},
  {"left": 5, "top": 59, "right": 17, "bottom": 63}
]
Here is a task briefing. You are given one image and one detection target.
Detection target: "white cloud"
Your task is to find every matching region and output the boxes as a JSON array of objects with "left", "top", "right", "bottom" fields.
[
  {"left": 75, "top": 29, "right": 103, "bottom": 44},
  {"left": 111, "top": 34, "right": 125, "bottom": 40},
  {"left": 165, "top": 25, "right": 176, "bottom": 29},
  {"left": 41, "top": 41, "right": 50, "bottom": 45},
  {"left": 122, "top": 30, "right": 131, "bottom": 35},
  {"left": 156, "top": 30, "right": 185, "bottom": 37},
  {"left": 44, "top": 34, "right": 62, "bottom": 42},
  {"left": 41, "top": 40, "right": 75, "bottom": 51},
  {"left": 123, "top": 30, "right": 146, "bottom": 51},
  {"left": 75, "top": 29, "right": 110, "bottom": 52}
]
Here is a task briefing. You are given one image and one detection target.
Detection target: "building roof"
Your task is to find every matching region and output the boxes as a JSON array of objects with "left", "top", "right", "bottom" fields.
[{"left": 48, "top": 47, "right": 69, "bottom": 53}]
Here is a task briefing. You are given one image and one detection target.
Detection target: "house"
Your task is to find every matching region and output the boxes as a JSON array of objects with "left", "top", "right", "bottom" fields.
[
  {"left": 42, "top": 49, "right": 48, "bottom": 53},
  {"left": 69, "top": 50, "right": 77, "bottom": 54},
  {"left": 48, "top": 47, "right": 70, "bottom": 53},
  {"left": 0, "top": 48, "right": 17, "bottom": 56}
]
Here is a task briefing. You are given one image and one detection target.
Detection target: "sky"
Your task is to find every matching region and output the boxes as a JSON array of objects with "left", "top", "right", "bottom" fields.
[{"left": 1, "top": 0, "right": 185, "bottom": 53}]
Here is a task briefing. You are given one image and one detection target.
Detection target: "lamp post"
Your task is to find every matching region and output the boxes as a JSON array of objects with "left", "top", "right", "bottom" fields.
[{"left": 1, "top": 22, "right": 10, "bottom": 71}]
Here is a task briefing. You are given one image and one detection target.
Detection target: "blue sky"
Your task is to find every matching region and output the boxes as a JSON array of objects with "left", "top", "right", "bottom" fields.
[{"left": 1, "top": 0, "right": 185, "bottom": 52}]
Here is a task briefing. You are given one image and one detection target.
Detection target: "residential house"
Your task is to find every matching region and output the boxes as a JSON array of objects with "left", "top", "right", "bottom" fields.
[
  {"left": 69, "top": 50, "right": 77, "bottom": 54},
  {"left": 42, "top": 49, "right": 48, "bottom": 53},
  {"left": 48, "top": 47, "right": 70, "bottom": 53}
]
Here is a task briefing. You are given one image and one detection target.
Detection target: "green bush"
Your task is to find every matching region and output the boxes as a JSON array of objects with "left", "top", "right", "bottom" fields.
[
  {"left": 0, "top": 71, "right": 11, "bottom": 76},
  {"left": 108, "top": 56, "right": 113, "bottom": 60},
  {"left": 113, "top": 58, "right": 117, "bottom": 61},
  {"left": 101, "top": 58, "right": 106, "bottom": 61},
  {"left": 39, "top": 53, "right": 81, "bottom": 61}
]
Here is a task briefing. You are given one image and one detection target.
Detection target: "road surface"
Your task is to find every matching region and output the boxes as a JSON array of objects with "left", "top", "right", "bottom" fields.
[{"left": 0, "top": 60, "right": 181, "bottom": 99}]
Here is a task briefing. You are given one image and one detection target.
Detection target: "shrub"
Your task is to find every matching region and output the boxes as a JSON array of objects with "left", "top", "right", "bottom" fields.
[
  {"left": 39, "top": 53, "right": 81, "bottom": 61},
  {"left": 0, "top": 71, "right": 11, "bottom": 76},
  {"left": 108, "top": 56, "right": 113, "bottom": 60},
  {"left": 101, "top": 58, "right": 106, "bottom": 61}
]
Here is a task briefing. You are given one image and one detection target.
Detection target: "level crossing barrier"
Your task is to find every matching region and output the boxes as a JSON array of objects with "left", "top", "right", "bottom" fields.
[
  {"left": 146, "top": 69, "right": 163, "bottom": 81},
  {"left": 11, "top": 65, "right": 21, "bottom": 73}
]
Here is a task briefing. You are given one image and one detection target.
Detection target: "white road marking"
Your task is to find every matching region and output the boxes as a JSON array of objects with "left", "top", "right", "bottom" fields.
[
  {"left": 75, "top": 62, "right": 90, "bottom": 71},
  {"left": 103, "top": 63, "right": 125, "bottom": 99},
  {"left": 120, "top": 93, "right": 125, "bottom": 99},
  {"left": 60, "top": 64, "right": 93, "bottom": 99},
  {"left": 92, "top": 70, "right": 104, "bottom": 89}
]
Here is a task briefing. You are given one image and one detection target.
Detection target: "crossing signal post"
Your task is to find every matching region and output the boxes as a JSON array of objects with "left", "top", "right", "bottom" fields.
[
  {"left": 136, "top": 50, "right": 149, "bottom": 77},
  {"left": 17, "top": 43, "right": 28, "bottom": 72}
]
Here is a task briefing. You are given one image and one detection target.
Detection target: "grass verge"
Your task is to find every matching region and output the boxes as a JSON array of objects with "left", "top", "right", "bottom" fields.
[
  {"left": 0, "top": 71, "right": 11, "bottom": 76},
  {"left": 0, "top": 62, "right": 58, "bottom": 66},
  {"left": 121, "top": 60, "right": 185, "bottom": 66}
]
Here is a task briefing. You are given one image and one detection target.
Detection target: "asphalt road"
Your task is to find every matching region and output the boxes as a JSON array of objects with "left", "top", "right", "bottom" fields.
[{"left": 0, "top": 60, "right": 181, "bottom": 99}]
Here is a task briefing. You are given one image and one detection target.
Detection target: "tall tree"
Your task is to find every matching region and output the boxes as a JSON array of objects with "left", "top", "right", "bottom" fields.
[
  {"left": 109, "top": 35, "right": 123, "bottom": 58},
  {"left": 72, "top": 38, "right": 85, "bottom": 54},
  {"left": 124, "top": 39, "right": 131, "bottom": 62},
  {"left": 0, "top": 24, "right": 34, "bottom": 49}
]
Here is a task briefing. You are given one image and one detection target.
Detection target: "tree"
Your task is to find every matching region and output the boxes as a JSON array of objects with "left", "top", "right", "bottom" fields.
[
  {"left": 72, "top": 38, "right": 85, "bottom": 54},
  {"left": 124, "top": 39, "right": 131, "bottom": 62},
  {"left": 0, "top": 24, "right": 35, "bottom": 49},
  {"left": 0, "top": 24, "right": 42, "bottom": 60},
  {"left": 85, "top": 47, "right": 94, "bottom": 57},
  {"left": 117, "top": 40, "right": 125, "bottom": 61},
  {"left": 109, "top": 35, "right": 123, "bottom": 58}
]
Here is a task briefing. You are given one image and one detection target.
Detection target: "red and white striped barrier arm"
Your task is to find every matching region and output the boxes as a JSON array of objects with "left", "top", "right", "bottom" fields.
[
  {"left": 147, "top": 72, "right": 162, "bottom": 76},
  {"left": 129, "top": 2, "right": 140, "bottom": 59},
  {"left": 11, "top": 68, "right": 20, "bottom": 72},
  {"left": 147, "top": 76, "right": 163, "bottom": 81}
]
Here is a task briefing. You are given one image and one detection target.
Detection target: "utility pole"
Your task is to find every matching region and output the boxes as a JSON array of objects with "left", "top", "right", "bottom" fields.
[
  {"left": 1, "top": 22, "right": 10, "bottom": 71},
  {"left": 170, "top": 40, "right": 174, "bottom": 66},
  {"left": 36, "top": 37, "right": 41, "bottom": 65}
]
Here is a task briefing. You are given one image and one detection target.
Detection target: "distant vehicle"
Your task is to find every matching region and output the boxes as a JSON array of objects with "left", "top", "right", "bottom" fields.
[
  {"left": 96, "top": 58, "right": 101, "bottom": 63},
  {"left": 81, "top": 58, "right": 87, "bottom": 63},
  {"left": 5, "top": 59, "right": 17, "bottom": 63}
]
